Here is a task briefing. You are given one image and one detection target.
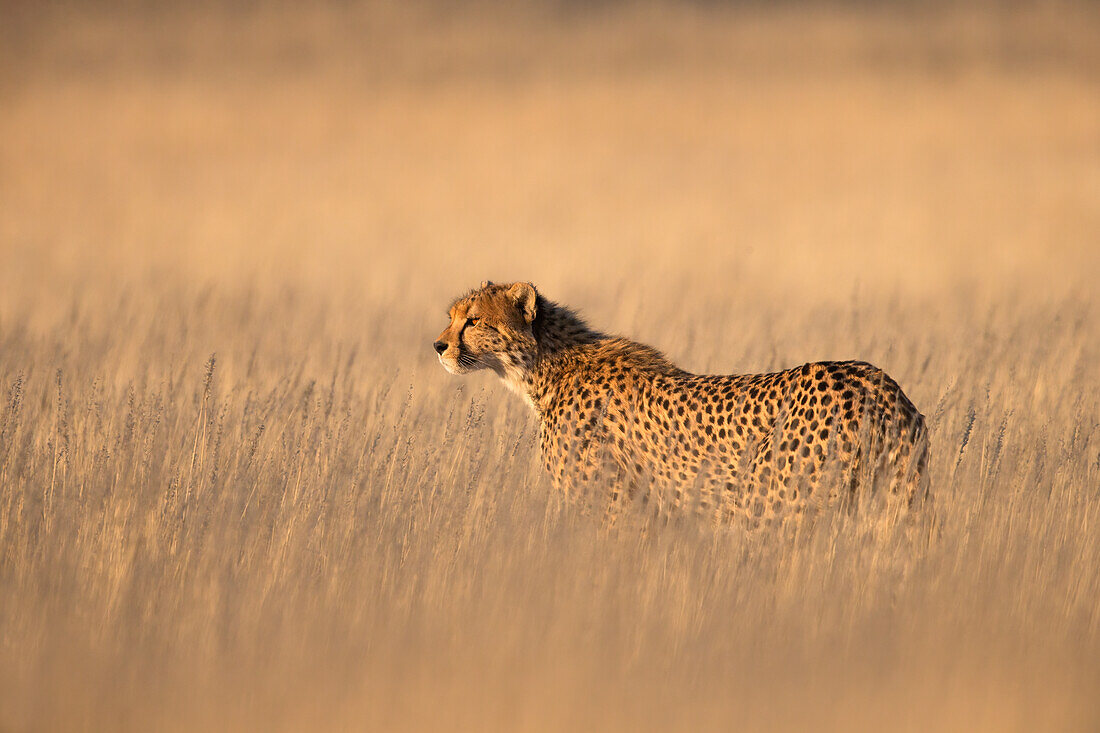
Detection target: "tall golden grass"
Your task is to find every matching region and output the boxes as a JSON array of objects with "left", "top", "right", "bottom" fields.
[{"left": 1, "top": 2, "right": 1099, "bottom": 731}]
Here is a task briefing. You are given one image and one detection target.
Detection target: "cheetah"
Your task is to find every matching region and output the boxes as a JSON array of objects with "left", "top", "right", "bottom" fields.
[{"left": 434, "top": 281, "right": 930, "bottom": 528}]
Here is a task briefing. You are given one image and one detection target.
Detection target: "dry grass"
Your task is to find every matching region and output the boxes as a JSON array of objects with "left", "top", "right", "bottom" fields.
[{"left": 1, "top": 2, "right": 1099, "bottom": 731}]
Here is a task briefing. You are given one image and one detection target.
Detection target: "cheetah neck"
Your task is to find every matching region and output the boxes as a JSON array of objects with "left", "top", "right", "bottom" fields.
[
  {"left": 532, "top": 298, "right": 603, "bottom": 354},
  {"left": 499, "top": 297, "right": 687, "bottom": 414},
  {"left": 503, "top": 298, "right": 604, "bottom": 413}
]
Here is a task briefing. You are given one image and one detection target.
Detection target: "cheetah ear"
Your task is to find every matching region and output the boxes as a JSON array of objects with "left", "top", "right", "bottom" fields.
[
  {"left": 507, "top": 282, "right": 538, "bottom": 323},
  {"left": 480, "top": 280, "right": 494, "bottom": 289}
]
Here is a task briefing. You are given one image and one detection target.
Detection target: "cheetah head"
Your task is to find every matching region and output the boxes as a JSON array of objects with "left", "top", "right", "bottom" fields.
[{"left": 434, "top": 281, "right": 539, "bottom": 378}]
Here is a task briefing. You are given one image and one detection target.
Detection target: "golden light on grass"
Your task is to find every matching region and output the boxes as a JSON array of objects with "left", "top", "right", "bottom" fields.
[{"left": 1, "top": 2, "right": 1098, "bottom": 731}]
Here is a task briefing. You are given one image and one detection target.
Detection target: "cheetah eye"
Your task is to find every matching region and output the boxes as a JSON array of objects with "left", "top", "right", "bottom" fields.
[{"left": 467, "top": 317, "right": 480, "bottom": 327}]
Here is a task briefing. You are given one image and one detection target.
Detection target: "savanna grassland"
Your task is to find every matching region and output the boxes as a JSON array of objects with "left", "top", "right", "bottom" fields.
[{"left": 1, "top": 2, "right": 1099, "bottom": 731}]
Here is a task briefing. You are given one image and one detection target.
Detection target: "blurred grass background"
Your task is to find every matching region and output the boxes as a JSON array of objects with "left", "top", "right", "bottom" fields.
[{"left": 1, "top": 1, "right": 1099, "bottom": 731}]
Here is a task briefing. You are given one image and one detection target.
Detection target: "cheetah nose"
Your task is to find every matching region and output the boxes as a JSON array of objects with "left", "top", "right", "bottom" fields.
[{"left": 433, "top": 340, "right": 447, "bottom": 355}]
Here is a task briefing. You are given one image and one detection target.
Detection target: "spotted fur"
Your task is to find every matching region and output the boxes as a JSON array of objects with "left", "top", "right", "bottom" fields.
[{"left": 435, "top": 281, "right": 930, "bottom": 528}]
